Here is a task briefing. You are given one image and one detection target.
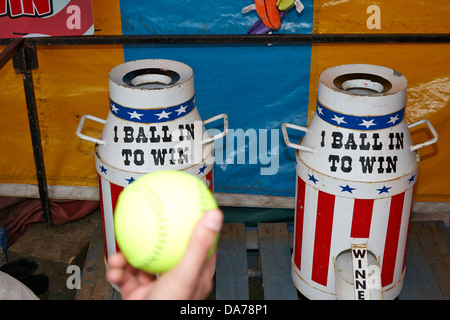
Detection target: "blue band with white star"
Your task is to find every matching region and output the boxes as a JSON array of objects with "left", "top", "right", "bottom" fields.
[
  {"left": 297, "top": 158, "right": 418, "bottom": 199},
  {"left": 316, "top": 101, "right": 404, "bottom": 130},
  {"left": 110, "top": 95, "right": 196, "bottom": 123}
]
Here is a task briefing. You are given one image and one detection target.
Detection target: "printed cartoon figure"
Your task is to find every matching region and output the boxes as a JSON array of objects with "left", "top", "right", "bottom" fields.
[{"left": 243, "top": 0, "right": 304, "bottom": 34}]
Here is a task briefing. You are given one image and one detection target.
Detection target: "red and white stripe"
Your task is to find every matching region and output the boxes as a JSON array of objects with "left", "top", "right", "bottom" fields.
[
  {"left": 98, "top": 176, "right": 123, "bottom": 259},
  {"left": 292, "top": 170, "right": 416, "bottom": 300}
]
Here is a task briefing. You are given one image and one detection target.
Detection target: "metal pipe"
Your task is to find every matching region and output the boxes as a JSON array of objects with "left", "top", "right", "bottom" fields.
[
  {"left": 0, "top": 33, "right": 449, "bottom": 47},
  {"left": 13, "top": 45, "right": 52, "bottom": 226},
  {"left": 0, "top": 38, "right": 23, "bottom": 69},
  {"left": 23, "top": 70, "right": 51, "bottom": 225}
]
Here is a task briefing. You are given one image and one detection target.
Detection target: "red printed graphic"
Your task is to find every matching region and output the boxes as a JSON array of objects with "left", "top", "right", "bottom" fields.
[{"left": 0, "top": 0, "right": 94, "bottom": 38}]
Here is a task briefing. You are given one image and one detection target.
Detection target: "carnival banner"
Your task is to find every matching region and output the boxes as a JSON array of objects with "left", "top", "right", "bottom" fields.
[
  {"left": 0, "top": 0, "right": 449, "bottom": 203},
  {"left": 0, "top": 0, "right": 94, "bottom": 38}
]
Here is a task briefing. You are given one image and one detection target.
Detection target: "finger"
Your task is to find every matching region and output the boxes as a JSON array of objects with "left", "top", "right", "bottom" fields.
[
  {"left": 134, "top": 268, "right": 156, "bottom": 286},
  {"left": 106, "top": 253, "right": 155, "bottom": 297},
  {"left": 107, "top": 252, "right": 128, "bottom": 269},
  {"left": 106, "top": 252, "right": 128, "bottom": 285}
]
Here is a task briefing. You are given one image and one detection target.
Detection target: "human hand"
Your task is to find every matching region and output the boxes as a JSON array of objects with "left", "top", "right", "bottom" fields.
[{"left": 106, "top": 209, "right": 223, "bottom": 300}]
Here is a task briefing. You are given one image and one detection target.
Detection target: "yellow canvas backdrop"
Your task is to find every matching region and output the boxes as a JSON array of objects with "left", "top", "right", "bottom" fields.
[
  {"left": 309, "top": 1, "right": 450, "bottom": 201},
  {"left": 0, "top": 0, "right": 124, "bottom": 188}
]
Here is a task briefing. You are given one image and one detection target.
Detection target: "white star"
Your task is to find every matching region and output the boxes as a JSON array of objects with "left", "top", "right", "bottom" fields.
[
  {"left": 127, "top": 110, "right": 144, "bottom": 120},
  {"left": 387, "top": 114, "right": 399, "bottom": 125},
  {"left": 317, "top": 106, "right": 323, "bottom": 115},
  {"left": 155, "top": 110, "right": 172, "bottom": 120},
  {"left": 175, "top": 105, "right": 187, "bottom": 115},
  {"left": 331, "top": 114, "right": 347, "bottom": 125},
  {"left": 111, "top": 103, "right": 119, "bottom": 114},
  {"left": 359, "top": 119, "right": 376, "bottom": 129}
]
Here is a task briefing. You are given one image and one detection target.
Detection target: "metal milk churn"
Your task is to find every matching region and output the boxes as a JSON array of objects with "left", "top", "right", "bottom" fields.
[
  {"left": 282, "top": 64, "right": 438, "bottom": 300},
  {"left": 76, "top": 59, "right": 228, "bottom": 260}
]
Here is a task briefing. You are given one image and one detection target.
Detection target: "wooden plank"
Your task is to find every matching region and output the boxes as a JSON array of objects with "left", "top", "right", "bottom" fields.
[
  {"left": 75, "top": 224, "right": 120, "bottom": 300},
  {"left": 258, "top": 223, "right": 298, "bottom": 300},
  {"left": 215, "top": 223, "right": 249, "bottom": 300},
  {"left": 398, "top": 221, "right": 446, "bottom": 300},
  {"left": 411, "top": 221, "right": 449, "bottom": 299},
  {"left": 75, "top": 220, "right": 448, "bottom": 300},
  {"left": 246, "top": 226, "right": 294, "bottom": 250}
]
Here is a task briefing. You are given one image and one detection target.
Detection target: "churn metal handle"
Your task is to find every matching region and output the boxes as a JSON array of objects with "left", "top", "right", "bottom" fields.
[
  {"left": 76, "top": 114, "right": 106, "bottom": 145},
  {"left": 281, "top": 123, "right": 316, "bottom": 153},
  {"left": 408, "top": 119, "right": 439, "bottom": 151},
  {"left": 201, "top": 113, "right": 229, "bottom": 145}
]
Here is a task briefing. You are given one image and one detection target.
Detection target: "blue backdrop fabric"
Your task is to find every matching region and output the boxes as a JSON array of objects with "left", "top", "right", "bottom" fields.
[{"left": 119, "top": 0, "right": 313, "bottom": 197}]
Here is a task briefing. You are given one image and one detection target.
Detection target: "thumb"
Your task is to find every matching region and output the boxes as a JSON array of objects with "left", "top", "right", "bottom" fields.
[{"left": 177, "top": 209, "right": 223, "bottom": 271}]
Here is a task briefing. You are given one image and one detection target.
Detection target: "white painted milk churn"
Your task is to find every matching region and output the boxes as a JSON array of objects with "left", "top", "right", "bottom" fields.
[
  {"left": 282, "top": 64, "right": 438, "bottom": 300},
  {"left": 76, "top": 59, "right": 228, "bottom": 259}
]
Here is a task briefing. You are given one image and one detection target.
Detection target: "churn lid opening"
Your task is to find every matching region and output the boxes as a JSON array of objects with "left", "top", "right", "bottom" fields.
[{"left": 122, "top": 68, "right": 181, "bottom": 89}]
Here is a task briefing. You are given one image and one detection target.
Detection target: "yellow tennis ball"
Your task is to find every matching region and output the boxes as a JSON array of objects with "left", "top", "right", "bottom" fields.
[{"left": 113, "top": 170, "right": 218, "bottom": 274}]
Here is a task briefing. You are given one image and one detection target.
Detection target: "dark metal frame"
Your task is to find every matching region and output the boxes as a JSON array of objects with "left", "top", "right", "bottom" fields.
[{"left": 0, "top": 33, "right": 449, "bottom": 226}]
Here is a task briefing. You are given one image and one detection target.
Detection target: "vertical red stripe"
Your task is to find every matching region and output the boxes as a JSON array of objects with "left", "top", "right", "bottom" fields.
[
  {"left": 294, "top": 177, "right": 306, "bottom": 270},
  {"left": 350, "top": 199, "right": 374, "bottom": 238},
  {"left": 110, "top": 183, "right": 124, "bottom": 212},
  {"left": 207, "top": 169, "right": 214, "bottom": 193},
  {"left": 381, "top": 192, "right": 405, "bottom": 287},
  {"left": 311, "top": 191, "right": 335, "bottom": 286},
  {"left": 110, "top": 183, "right": 124, "bottom": 253}
]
